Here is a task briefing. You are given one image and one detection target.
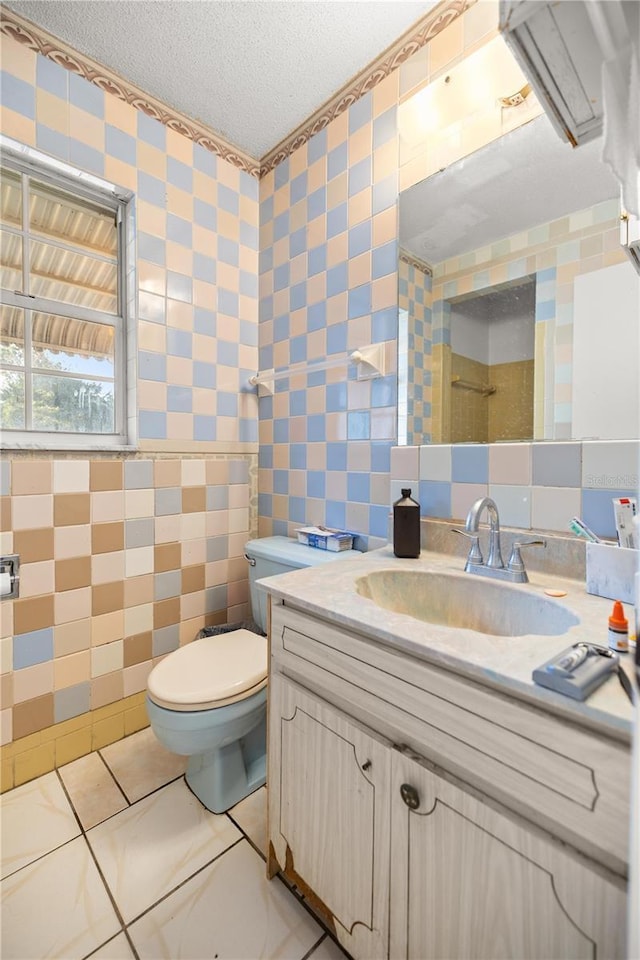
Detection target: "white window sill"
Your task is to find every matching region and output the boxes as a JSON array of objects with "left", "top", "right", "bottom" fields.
[{"left": 1, "top": 439, "right": 139, "bottom": 453}]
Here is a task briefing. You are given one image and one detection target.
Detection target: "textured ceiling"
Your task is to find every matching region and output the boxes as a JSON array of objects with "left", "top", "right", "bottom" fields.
[
  {"left": 400, "top": 114, "right": 620, "bottom": 264},
  {"left": 7, "top": 0, "right": 438, "bottom": 159}
]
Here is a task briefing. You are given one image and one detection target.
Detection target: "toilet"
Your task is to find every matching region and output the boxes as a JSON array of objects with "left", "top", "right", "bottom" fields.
[{"left": 146, "top": 536, "right": 357, "bottom": 813}]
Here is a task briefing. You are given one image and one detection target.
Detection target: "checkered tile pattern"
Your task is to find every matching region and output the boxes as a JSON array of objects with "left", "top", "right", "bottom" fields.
[
  {"left": 390, "top": 439, "right": 639, "bottom": 539},
  {"left": 1, "top": 33, "right": 259, "bottom": 446},
  {"left": 398, "top": 259, "right": 432, "bottom": 445},
  {"left": 431, "top": 200, "right": 624, "bottom": 441},
  {"left": 1, "top": 34, "right": 260, "bottom": 766},
  {"left": 0, "top": 458, "right": 253, "bottom": 747},
  {"left": 258, "top": 79, "right": 401, "bottom": 548}
]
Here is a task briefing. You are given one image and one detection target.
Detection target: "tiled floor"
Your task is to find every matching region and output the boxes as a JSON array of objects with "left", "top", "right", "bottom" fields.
[{"left": 1, "top": 728, "right": 349, "bottom": 960}]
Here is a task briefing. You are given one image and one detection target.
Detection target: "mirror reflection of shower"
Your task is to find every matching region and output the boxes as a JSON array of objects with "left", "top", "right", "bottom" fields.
[
  {"left": 444, "top": 277, "right": 535, "bottom": 443},
  {"left": 398, "top": 258, "right": 535, "bottom": 446}
]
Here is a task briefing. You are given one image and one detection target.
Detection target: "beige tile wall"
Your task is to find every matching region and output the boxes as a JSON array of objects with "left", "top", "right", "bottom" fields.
[
  {"left": 450, "top": 354, "right": 490, "bottom": 443},
  {"left": 488, "top": 359, "right": 534, "bottom": 442},
  {"left": 1, "top": 454, "right": 257, "bottom": 791}
]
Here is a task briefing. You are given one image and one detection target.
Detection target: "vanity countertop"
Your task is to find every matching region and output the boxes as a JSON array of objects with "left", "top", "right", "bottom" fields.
[{"left": 260, "top": 545, "right": 636, "bottom": 743}]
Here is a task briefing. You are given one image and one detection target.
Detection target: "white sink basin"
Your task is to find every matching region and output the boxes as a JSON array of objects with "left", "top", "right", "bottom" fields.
[{"left": 355, "top": 569, "right": 579, "bottom": 637}]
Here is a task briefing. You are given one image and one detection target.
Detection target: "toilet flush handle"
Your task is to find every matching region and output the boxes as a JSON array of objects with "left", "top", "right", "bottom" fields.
[{"left": 244, "top": 554, "right": 256, "bottom": 566}]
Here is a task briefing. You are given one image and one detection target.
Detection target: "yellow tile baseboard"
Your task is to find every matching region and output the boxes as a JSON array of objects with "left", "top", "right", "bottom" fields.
[{"left": 1, "top": 692, "right": 149, "bottom": 792}]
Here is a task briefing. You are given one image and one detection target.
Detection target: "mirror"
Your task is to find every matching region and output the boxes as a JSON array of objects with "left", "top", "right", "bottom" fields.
[{"left": 398, "top": 113, "right": 640, "bottom": 445}]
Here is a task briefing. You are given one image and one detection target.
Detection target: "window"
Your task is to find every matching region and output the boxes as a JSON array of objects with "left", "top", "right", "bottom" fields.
[{"left": 0, "top": 139, "right": 134, "bottom": 448}]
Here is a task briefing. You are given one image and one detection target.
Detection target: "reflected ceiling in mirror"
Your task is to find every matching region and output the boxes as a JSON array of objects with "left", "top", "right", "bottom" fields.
[
  {"left": 400, "top": 115, "right": 618, "bottom": 264},
  {"left": 397, "top": 114, "right": 639, "bottom": 446}
]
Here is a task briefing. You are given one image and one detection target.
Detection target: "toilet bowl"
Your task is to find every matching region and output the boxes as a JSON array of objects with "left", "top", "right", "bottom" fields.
[
  {"left": 146, "top": 536, "right": 358, "bottom": 813},
  {"left": 147, "top": 629, "right": 267, "bottom": 813}
]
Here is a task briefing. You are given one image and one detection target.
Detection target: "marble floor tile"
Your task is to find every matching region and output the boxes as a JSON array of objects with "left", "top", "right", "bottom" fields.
[
  {"left": 229, "top": 784, "right": 267, "bottom": 856},
  {"left": 87, "top": 932, "right": 135, "bottom": 959},
  {"left": 0, "top": 836, "right": 120, "bottom": 959},
  {"left": 1, "top": 771, "right": 80, "bottom": 879},
  {"left": 129, "top": 838, "right": 324, "bottom": 960},
  {"left": 59, "top": 753, "right": 128, "bottom": 830},
  {"left": 307, "top": 934, "right": 351, "bottom": 959},
  {"left": 87, "top": 778, "right": 241, "bottom": 923},
  {"left": 100, "top": 727, "right": 186, "bottom": 803}
]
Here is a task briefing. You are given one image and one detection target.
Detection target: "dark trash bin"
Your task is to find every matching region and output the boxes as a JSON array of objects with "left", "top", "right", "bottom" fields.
[{"left": 196, "top": 619, "right": 265, "bottom": 640}]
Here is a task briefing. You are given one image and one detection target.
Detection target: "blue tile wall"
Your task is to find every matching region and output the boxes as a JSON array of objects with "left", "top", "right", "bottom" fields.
[
  {"left": 36, "top": 56, "right": 68, "bottom": 99},
  {"left": 166, "top": 157, "right": 192, "bottom": 192},
  {"left": 238, "top": 418, "right": 257, "bottom": 442},
  {"left": 69, "top": 140, "right": 104, "bottom": 176},
  {"left": 137, "top": 109, "right": 167, "bottom": 149},
  {"left": 105, "top": 125, "right": 136, "bottom": 165},
  {"left": 13, "top": 628, "right": 54, "bottom": 670},
  {"left": 36, "top": 124, "right": 68, "bottom": 160},
  {"left": 452, "top": 445, "right": 489, "bottom": 484},
  {"left": 69, "top": 72, "right": 104, "bottom": 117},
  {"left": 138, "top": 410, "right": 167, "bottom": 439},
  {"left": 218, "top": 183, "right": 239, "bottom": 215},
  {"left": 138, "top": 172, "right": 166, "bottom": 207}
]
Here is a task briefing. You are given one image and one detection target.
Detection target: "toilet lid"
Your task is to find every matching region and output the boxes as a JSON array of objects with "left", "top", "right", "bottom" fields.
[{"left": 147, "top": 629, "right": 267, "bottom": 710}]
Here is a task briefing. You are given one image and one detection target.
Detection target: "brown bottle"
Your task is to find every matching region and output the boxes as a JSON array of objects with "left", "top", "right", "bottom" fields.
[{"left": 393, "top": 488, "right": 420, "bottom": 558}]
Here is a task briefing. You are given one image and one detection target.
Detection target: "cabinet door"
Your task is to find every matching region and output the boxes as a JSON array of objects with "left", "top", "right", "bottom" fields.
[
  {"left": 390, "top": 751, "right": 626, "bottom": 960},
  {"left": 268, "top": 674, "right": 391, "bottom": 960}
]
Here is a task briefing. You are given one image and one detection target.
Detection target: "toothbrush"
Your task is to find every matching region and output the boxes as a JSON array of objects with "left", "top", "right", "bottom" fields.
[{"left": 568, "top": 517, "right": 602, "bottom": 543}]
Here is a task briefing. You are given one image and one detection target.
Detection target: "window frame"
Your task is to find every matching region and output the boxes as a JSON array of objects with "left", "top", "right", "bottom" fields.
[{"left": 0, "top": 135, "right": 137, "bottom": 450}]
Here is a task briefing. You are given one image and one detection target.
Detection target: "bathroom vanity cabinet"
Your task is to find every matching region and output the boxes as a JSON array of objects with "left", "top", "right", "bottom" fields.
[{"left": 267, "top": 598, "right": 630, "bottom": 960}]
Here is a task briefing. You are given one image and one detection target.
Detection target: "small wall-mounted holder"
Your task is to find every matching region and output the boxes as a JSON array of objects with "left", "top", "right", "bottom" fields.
[
  {"left": 0, "top": 554, "right": 20, "bottom": 600},
  {"left": 351, "top": 343, "right": 386, "bottom": 381},
  {"left": 253, "top": 368, "right": 275, "bottom": 397}
]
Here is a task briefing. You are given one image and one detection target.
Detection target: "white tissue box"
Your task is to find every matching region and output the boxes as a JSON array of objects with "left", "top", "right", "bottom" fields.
[
  {"left": 296, "top": 526, "right": 354, "bottom": 551},
  {"left": 585, "top": 542, "right": 638, "bottom": 604}
]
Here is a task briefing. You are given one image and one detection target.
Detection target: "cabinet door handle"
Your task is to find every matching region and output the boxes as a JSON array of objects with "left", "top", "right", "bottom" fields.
[
  {"left": 361, "top": 760, "right": 372, "bottom": 771},
  {"left": 400, "top": 783, "right": 420, "bottom": 810}
]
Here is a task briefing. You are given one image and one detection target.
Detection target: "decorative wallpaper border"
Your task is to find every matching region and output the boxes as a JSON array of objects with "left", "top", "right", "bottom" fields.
[
  {"left": 1, "top": 0, "right": 474, "bottom": 180},
  {"left": 400, "top": 248, "right": 433, "bottom": 276},
  {"left": 259, "top": 0, "right": 475, "bottom": 176},
  {"left": 0, "top": 4, "right": 261, "bottom": 177}
]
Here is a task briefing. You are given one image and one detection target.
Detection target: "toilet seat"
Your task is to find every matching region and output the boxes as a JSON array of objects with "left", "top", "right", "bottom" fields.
[{"left": 147, "top": 629, "right": 267, "bottom": 712}]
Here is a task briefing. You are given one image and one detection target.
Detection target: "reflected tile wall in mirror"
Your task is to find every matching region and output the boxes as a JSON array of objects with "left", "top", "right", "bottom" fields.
[
  {"left": 398, "top": 255, "right": 432, "bottom": 444},
  {"left": 428, "top": 197, "right": 627, "bottom": 443}
]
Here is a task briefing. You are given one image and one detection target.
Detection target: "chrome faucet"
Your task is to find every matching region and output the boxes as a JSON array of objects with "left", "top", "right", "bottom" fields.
[
  {"left": 452, "top": 497, "right": 546, "bottom": 583},
  {"left": 465, "top": 496, "right": 504, "bottom": 569}
]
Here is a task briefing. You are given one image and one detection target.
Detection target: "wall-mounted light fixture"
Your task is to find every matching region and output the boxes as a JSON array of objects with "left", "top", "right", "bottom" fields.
[
  {"left": 499, "top": 83, "right": 533, "bottom": 108},
  {"left": 398, "top": 34, "right": 544, "bottom": 184}
]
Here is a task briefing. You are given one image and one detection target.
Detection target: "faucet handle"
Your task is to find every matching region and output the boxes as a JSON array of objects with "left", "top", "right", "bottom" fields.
[
  {"left": 507, "top": 538, "right": 546, "bottom": 573},
  {"left": 451, "top": 528, "right": 483, "bottom": 565}
]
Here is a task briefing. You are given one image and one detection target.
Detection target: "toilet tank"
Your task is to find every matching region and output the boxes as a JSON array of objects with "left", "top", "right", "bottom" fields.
[{"left": 245, "top": 536, "right": 359, "bottom": 633}]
